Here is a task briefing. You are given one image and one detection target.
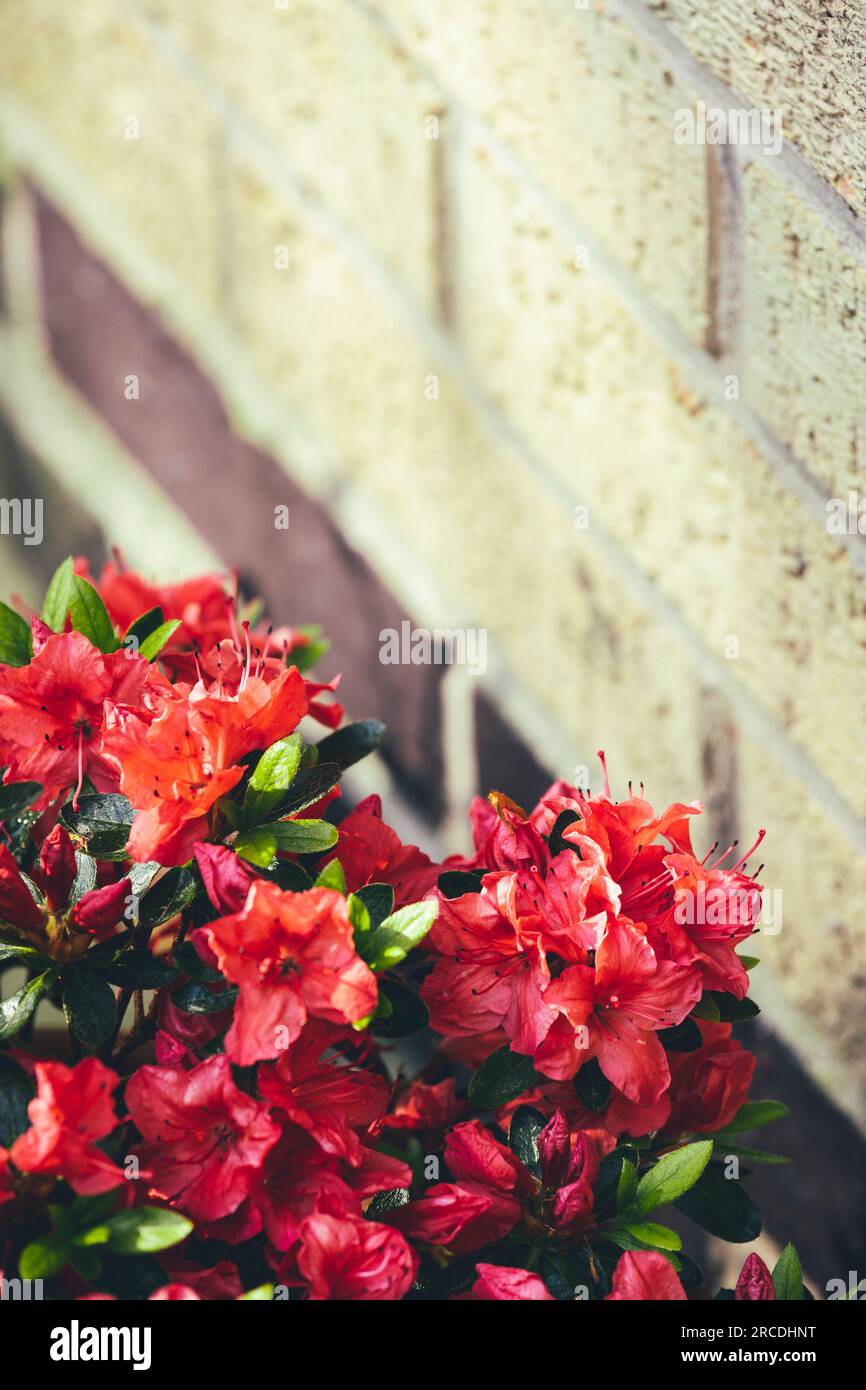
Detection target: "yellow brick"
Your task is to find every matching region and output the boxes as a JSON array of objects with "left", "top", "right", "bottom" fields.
[
  {"left": 0, "top": 0, "right": 223, "bottom": 309},
  {"left": 739, "top": 734, "right": 866, "bottom": 1100},
  {"left": 645, "top": 0, "right": 866, "bottom": 220},
  {"left": 743, "top": 160, "right": 866, "bottom": 495},
  {"left": 455, "top": 143, "right": 866, "bottom": 816},
  {"left": 366, "top": 0, "right": 710, "bottom": 341},
  {"left": 140, "top": 0, "right": 440, "bottom": 312}
]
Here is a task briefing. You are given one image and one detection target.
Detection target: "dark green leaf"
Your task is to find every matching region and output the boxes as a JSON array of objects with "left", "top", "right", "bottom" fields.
[
  {"left": 137, "top": 864, "right": 201, "bottom": 931},
  {"left": 372, "top": 979, "right": 429, "bottom": 1038},
  {"left": 19, "top": 1236, "right": 70, "bottom": 1280},
  {"left": 313, "top": 858, "right": 346, "bottom": 893},
  {"left": 138, "top": 620, "right": 182, "bottom": 662},
  {"left": 574, "top": 1058, "right": 611, "bottom": 1112},
  {"left": 41, "top": 556, "right": 75, "bottom": 632},
  {"left": 616, "top": 1158, "right": 639, "bottom": 1212},
  {"left": 658, "top": 1018, "right": 703, "bottom": 1052},
  {"left": 123, "top": 607, "right": 165, "bottom": 646},
  {"left": 437, "top": 869, "right": 485, "bottom": 899},
  {"left": 0, "top": 1053, "right": 36, "bottom": 1145},
  {"left": 62, "top": 967, "right": 117, "bottom": 1047},
  {"left": 548, "top": 808, "right": 582, "bottom": 857},
  {"left": 702, "top": 991, "right": 760, "bottom": 1022},
  {"left": 69, "top": 576, "right": 118, "bottom": 653},
  {"left": 365, "top": 1187, "right": 410, "bottom": 1219},
  {"left": 268, "top": 763, "right": 342, "bottom": 820},
  {"left": 508, "top": 1105, "right": 545, "bottom": 1177},
  {"left": 172, "top": 980, "right": 236, "bottom": 1014},
  {"left": 709, "top": 1100, "right": 789, "bottom": 1136},
  {"left": 60, "top": 794, "right": 134, "bottom": 860},
  {"left": 0, "top": 936, "right": 50, "bottom": 967},
  {"left": 0, "top": 781, "right": 41, "bottom": 819},
  {"left": 712, "top": 1143, "right": 789, "bottom": 1165},
  {"left": 355, "top": 883, "right": 395, "bottom": 930},
  {"left": 315, "top": 720, "right": 385, "bottom": 770},
  {"left": 468, "top": 1045, "right": 540, "bottom": 1109},
  {"left": 104, "top": 951, "right": 178, "bottom": 989},
  {"left": 675, "top": 1163, "right": 762, "bottom": 1242}
]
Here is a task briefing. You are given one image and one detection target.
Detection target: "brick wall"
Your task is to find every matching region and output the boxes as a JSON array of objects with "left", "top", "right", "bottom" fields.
[{"left": 1, "top": 0, "right": 865, "bottom": 1282}]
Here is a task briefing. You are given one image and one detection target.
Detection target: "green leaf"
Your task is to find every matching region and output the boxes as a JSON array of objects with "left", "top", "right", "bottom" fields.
[
  {"left": 702, "top": 991, "right": 760, "bottom": 1023},
  {"left": 371, "top": 979, "right": 428, "bottom": 1038},
  {"left": 174, "top": 939, "right": 221, "bottom": 984},
  {"left": 0, "top": 1053, "right": 36, "bottom": 1145},
  {"left": 574, "top": 1058, "right": 612, "bottom": 1112},
  {"left": 314, "top": 719, "right": 385, "bottom": 770},
  {"left": 267, "top": 762, "right": 341, "bottom": 820},
  {"left": 19, "top": 1236, "right": 70, "bottom": 1280},
  {"left": 268, "top": 818, "right": 339, "bottom": 855},
  {"left": 617, "top": 1159, "right": 639, "bottom": 1212},
  {"left": 508, "top": 1105, "right": 545, "bottom": 1178},
  {"left": 619, "top": 1221, "right": 682, "bottom": 1252},
  {"left": 347, "top": 892, "right": 371, "bottom": 937},
  {"left": 712, "top": 1143, "right": 789, "bottom": 1165},
  {"left": 468, "top": 1045, "right": 540, "bottom": 1109},
  {"left": 437, "top": 869, "right": 485, "bottom": 899},
  {"left": 739, "top": 955, "right": 760, "bottom": 971},
  {"left": 62, "top": 966, "right": 117, "bottom": 1048},
  {"left": 41, "top": 556, "right": 75, "bottom": 632},
  {"left": 235, "top": 828, "right": 278, "bottom": 869},
  {"left": 60, "top": 794, "right": 134, "bottom": 860},
  {"left": 0, "top": 600, "right": 32, "bottom": 666},
  {"left": 0, "top": 937, "right": 50, "bottom": 967},
  {"left": 288, "top": 624, "right": 330, "bottom": 674},
  {"left": 138, "top": 619, "right": 182, "bottom": 662},
  {"left": 658, "top": 1019, "right": 703, "bottom": 1052},
  {"left": 365, "top": 1187, "right": 410, "bottom": 1219},
  {"left": 239, "top": 1284, "right": 274, "bottom": 1301},
  {"left": 69, "top": 576, "right": 118, "bottom": 652},
  {"left": 548, "top": 808, "right": 582, "bottom": 857},
  {"left": 123, "top": 607, "right": 165, "bottom": 647},
  {"left": 313, "top": 858, "right": 346, "bottom": 893},
  {"left": 709, "top": 1100, "right": 789, "bottom": 1136},
  {"left": 691, "top": 994, "right": 721, "bottom": 1022},
  {"left": 172, "top": 981, "right": 237, "bottom": 1014},
  {"left": 0, "top": 781, "right": 41, "bottom": 819},
  {"left": 245, "top": 733, "right": 302, "bottom": 822},
  {"left": 674, "top": 1163, "right": 762, "bottom": 1242},
  {"left": 0, "top": 970, "right": 52, "bottom": 1041},
  {"left": 356, "top": 899, "right": 437, "bottom": 971},
  {"left": 633, "top": 1140, "right": 713, "bottom": 1215},
  {"left": 137, "top": 864, "right": 200, "bottom": 931},
  {"left": 68, "top": 851, "right": 98, "bottom": 907},
  {"left": 98, "top": 1206, "right": 193, "bottom": 1255},
  {"left": 355, "top": 883, "right": 394, "bottom": 930},
  {"left": 772, "top": 1243, "right": 803, "bottom": 1300},
  {"left": 103, "top": 951, "right": 178, "bottom": 989}
]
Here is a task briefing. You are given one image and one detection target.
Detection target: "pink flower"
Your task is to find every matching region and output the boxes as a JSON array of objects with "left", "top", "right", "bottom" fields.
[
  {"left": 10, "top": 1059, "right": 124, "bottom": 1195},
  {"left": 297, "top": 1209, "right": 417, "bottom": 1301},
  {"left": 605, "top": 1250, "right": 687, "bottom": 1301},
  {"left": 735, "top": 1252, "right": 776, "bottom": 1301},
  {"left": 470, "top": 1264, "right": 554, "bottom": 1300}
]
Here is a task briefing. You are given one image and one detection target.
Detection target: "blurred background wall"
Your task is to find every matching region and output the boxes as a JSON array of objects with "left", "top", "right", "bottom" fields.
[{"left": 0, "top": 0, "right": 865, "bottom": 1288}]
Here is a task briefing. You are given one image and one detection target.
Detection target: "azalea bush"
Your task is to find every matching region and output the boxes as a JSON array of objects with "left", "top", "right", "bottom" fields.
[{"left": 0, "top": 558, "right": 807, "bottom": 1301}]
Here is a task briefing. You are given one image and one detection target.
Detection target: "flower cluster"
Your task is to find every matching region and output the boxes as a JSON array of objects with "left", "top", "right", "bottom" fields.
[{"left": 0, "top": 557, "right": 803, "bottom": 1301}]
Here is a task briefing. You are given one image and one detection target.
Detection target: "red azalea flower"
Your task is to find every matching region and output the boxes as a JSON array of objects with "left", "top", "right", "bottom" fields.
[
  {"left": 257, "top": 1021, "right": 390, "bottom": 1165},
  {"left": 605, "top": 1250, "right": 687, "bottom": 1301},
  {"left": 297, "top": 1208, "right": 418, "bottom": 1301},
  {"left": 379, "top": 1078, "right": 464, "bottom": 1135},
  {"left": 393, "top": 1120, "right": 533, "bottom": 1253},
  {"left": 537, "top": 918, "right": 701, "bottom": 1102},
  {"left": 124, "top": 1055, "right": 280, "bottom": 1222},
  {"left": 0, "top": 1146, "right": 15, "bottom": 1206},
  {"left": 192, "top": 882, "right": 377, "bottom": 1065},
  {"left": 470, "top": 1264, "right": 554, "bottom": 1300},
  {"left": 0, "top": 628, "right": 156, "bottom": 806},
  {"left": 320, "top": 794, "right": 440, "bottom": 907},
  {"left": 10, "top": 1059, "right": 125, "bottom": 1195},
  {"left": 664, "top": 1021, "right": 756, "bottom": 1135},
  {"left": 735, "top": 1252, "right": 776, "bottom": 1300}
]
